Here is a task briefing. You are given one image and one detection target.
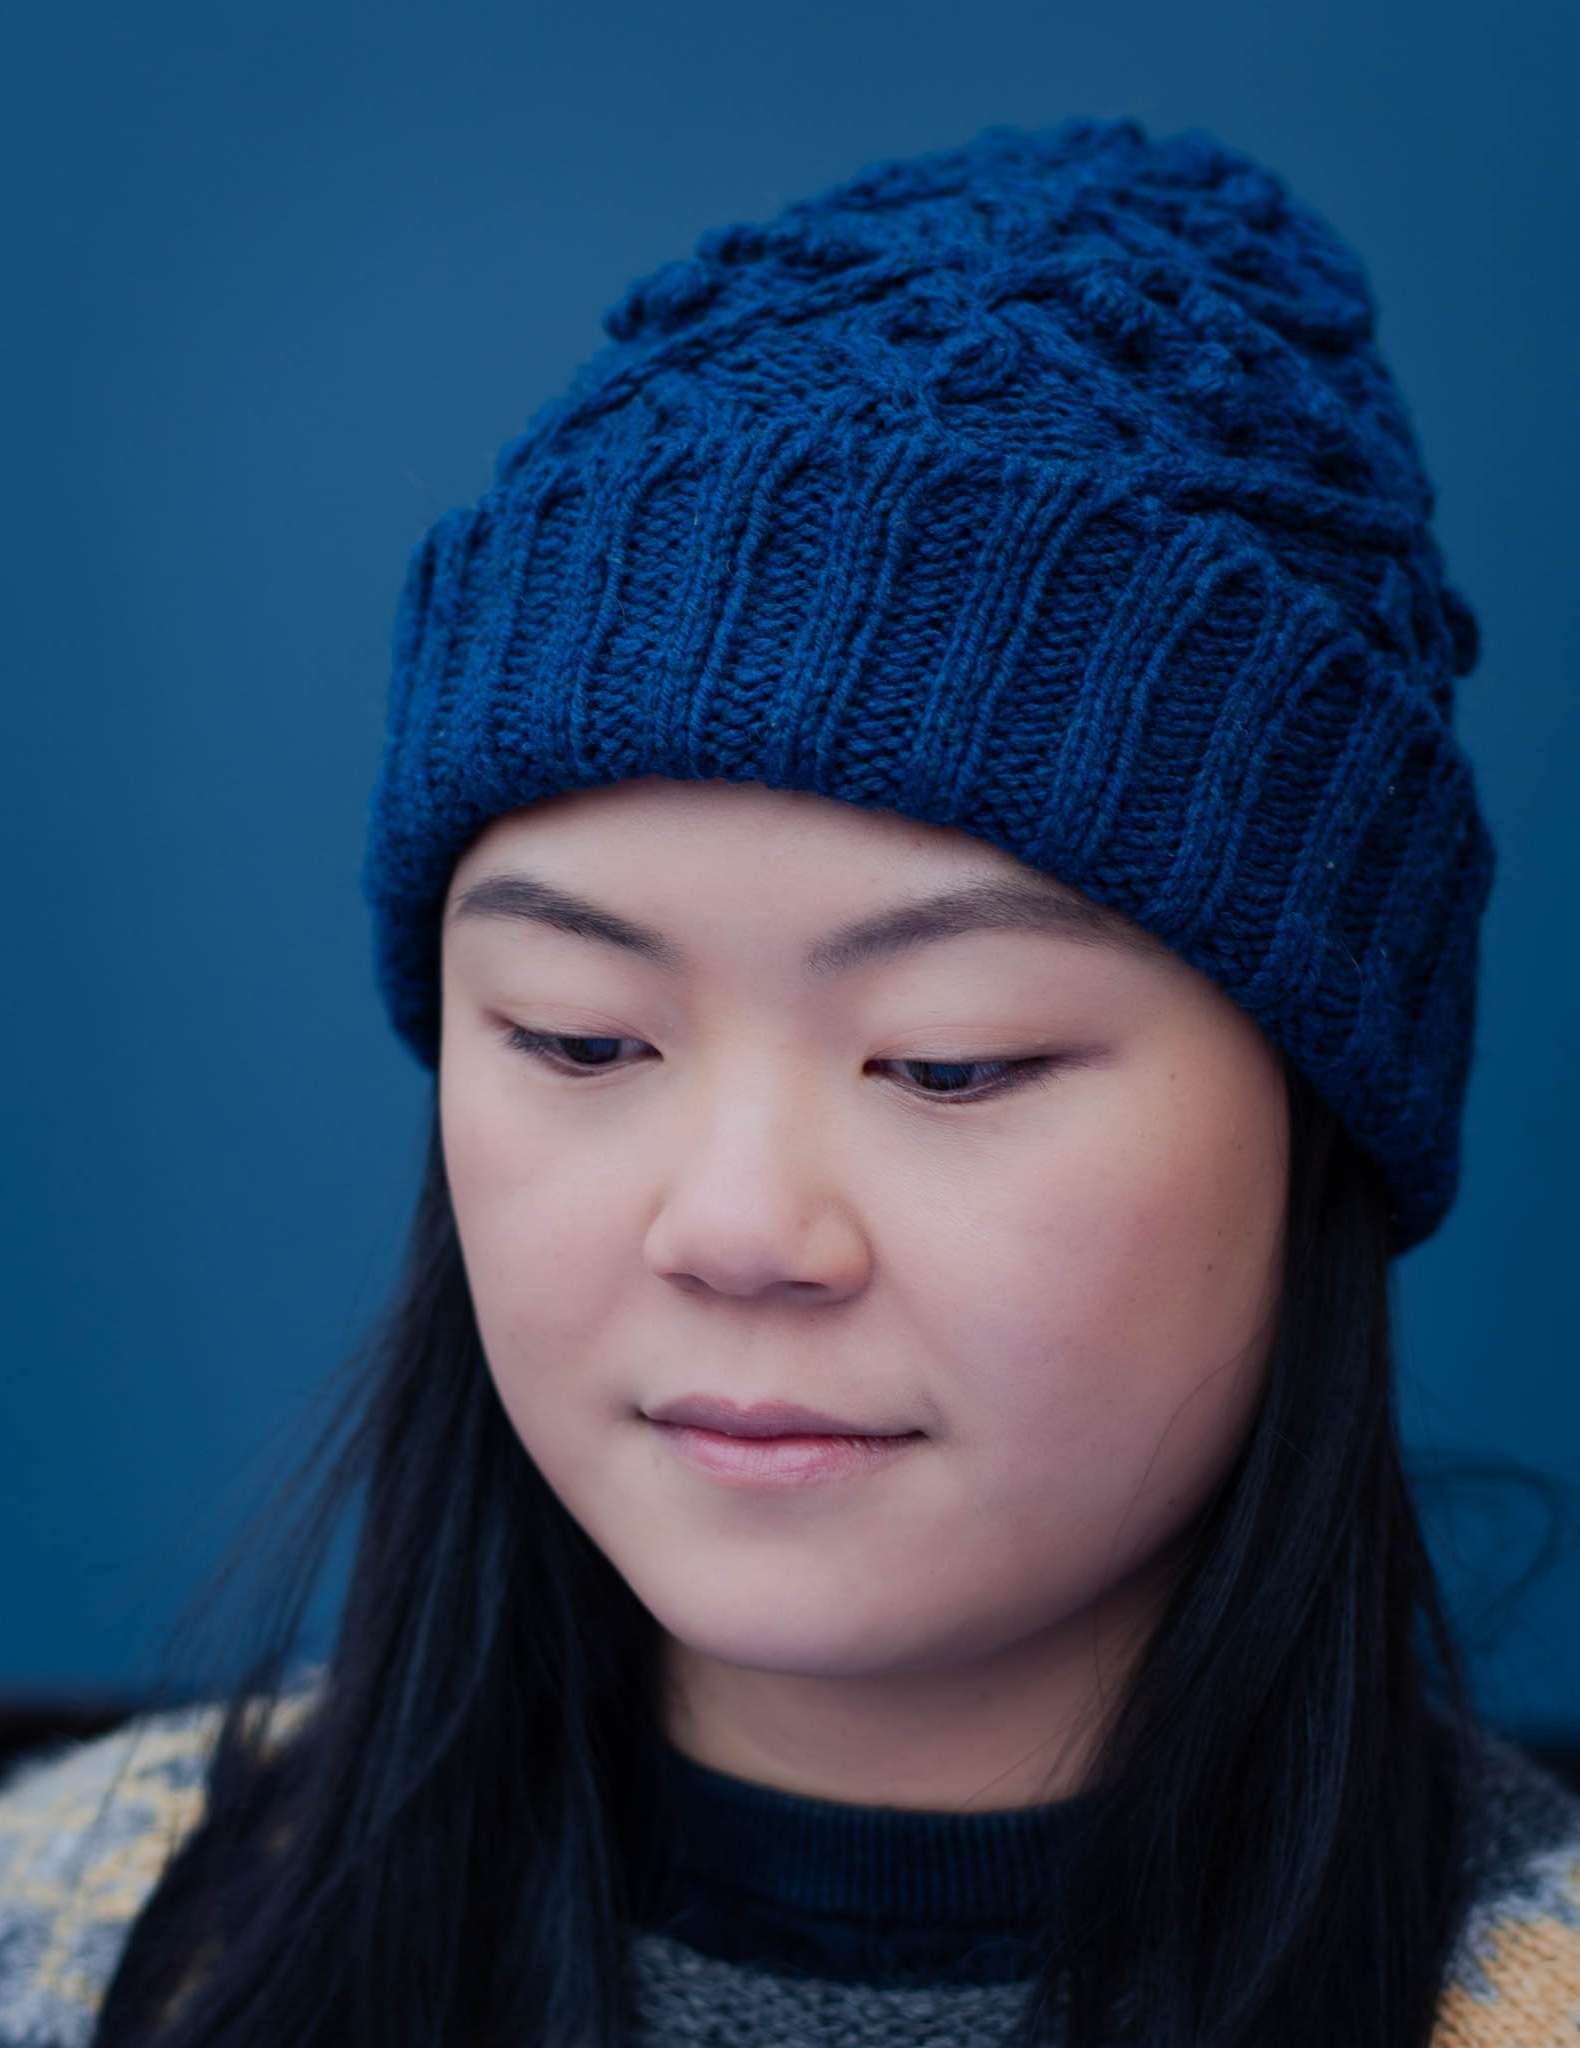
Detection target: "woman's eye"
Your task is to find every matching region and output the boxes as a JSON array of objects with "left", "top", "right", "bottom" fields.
[
  {"left": 496, "top": 1025, "right": 1074, "bottom": 1104},
  {"left": 500, "top": 1026, "right": 639, "bottom": 1073},
  {"left": 888, "top": 1056, "right": 1054, "bottom": 1101}
]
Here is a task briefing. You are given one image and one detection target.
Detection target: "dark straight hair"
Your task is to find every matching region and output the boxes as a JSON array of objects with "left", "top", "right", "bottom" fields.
[{"left": 88, "top": 1051, "right": 1475, "bottom": 2047}]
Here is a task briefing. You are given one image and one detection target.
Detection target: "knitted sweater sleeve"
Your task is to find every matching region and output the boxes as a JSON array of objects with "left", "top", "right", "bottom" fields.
[
  {"left": 0, "top": 1704, "right": 221, "bottom": 2047},
  {"left": 1433, "top": 1735, "right": 1580, "bottom": 2045}
]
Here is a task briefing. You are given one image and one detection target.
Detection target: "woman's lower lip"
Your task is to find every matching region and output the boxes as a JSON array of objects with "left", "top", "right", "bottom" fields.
[{"left": 651, "top": 1422, "right": 924, "bottom": 1486}]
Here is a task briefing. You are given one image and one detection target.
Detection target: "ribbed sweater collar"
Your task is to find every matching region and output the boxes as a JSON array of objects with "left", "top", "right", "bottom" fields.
[{"left": 625, "top": 1724, "right": 1091, "bottom": 1986}]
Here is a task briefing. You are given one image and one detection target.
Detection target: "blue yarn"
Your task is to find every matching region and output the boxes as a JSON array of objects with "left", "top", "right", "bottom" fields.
[{"left": 360, "top": 113, "right": 1495, "bottom": 1255}]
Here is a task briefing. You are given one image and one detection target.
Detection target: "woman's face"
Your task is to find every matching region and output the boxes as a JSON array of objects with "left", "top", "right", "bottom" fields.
[{"left": 439, "top": 776, "right": 1288, "bottom": 1808}]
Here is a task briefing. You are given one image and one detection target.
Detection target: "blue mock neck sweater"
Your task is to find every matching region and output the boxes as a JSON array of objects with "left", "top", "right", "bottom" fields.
[{"left": 624, "top": 1727, "right": 1085, "bottom": 1989}]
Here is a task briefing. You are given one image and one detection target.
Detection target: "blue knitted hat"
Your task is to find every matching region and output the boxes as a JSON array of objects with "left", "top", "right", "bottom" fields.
[{"left": 361, "top": 113, "right": 1495, "bottom": 1256}]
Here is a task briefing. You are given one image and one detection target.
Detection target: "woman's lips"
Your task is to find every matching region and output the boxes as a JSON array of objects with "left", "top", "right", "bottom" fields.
[
  {"left": 650, "top": 1421, "right": 925, "bottom": 1488},
  {"left": 645, "top": 1392, "right": 915, "bottom": 1437}
]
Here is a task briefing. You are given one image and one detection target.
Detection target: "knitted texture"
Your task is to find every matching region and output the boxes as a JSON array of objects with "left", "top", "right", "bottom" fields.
[
  {"left": 2, "top": 1683, "right": 1578, "bottom": 2045},
  {"left": 359, "top": 113, "right": 1496, "bottom": 1254}
]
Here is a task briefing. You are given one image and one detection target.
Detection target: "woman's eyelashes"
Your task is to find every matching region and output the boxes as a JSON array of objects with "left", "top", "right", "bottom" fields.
[{"left": 493, "top": 1022, "right": 1093, "bottom": 1106}]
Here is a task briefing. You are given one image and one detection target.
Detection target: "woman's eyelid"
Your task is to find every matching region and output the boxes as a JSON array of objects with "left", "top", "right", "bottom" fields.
[
  {"left": 495, "top": 1017, "right": 1076, "bottom": 1065},
  {"left": 494, "top": 1021, "right": 1106, "bottom": 1106},
  {"left": 496, "top": 1025, "right": 1070, "bottom": 1109}
]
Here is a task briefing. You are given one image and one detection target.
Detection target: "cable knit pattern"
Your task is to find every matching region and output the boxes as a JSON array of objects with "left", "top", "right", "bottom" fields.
[
  {"left": 0, "top": 1696, "right": 1577, "bottom": 2044},
  {"left": 359, "top": 112, "right": 1494, "bottom": 1252}
]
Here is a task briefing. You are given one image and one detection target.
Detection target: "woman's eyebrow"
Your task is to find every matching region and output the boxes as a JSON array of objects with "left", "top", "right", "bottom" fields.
[{"left": 445, "top": 867, "right": 1164, "bottom": 976}]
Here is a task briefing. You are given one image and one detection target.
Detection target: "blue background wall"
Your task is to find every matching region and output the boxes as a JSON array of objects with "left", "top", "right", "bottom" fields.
[{"left": 4, "top": 0, "right": 1576, "bottom": 1730}]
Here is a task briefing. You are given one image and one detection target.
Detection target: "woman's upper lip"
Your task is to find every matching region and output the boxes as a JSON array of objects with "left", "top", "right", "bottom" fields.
[{"left": 645, "top": 1394, "right": 916, "bottom": 1439}]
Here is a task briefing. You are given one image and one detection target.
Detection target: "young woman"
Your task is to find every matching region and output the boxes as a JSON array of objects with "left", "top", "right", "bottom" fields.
[{"left": 4, "top": 112, "right": 1577, "bottom": 2048}]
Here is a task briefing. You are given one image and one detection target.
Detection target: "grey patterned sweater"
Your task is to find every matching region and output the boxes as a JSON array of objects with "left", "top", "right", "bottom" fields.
[{"left": 1, "top": 1680, "right": 1578, "bottom": 2044}]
